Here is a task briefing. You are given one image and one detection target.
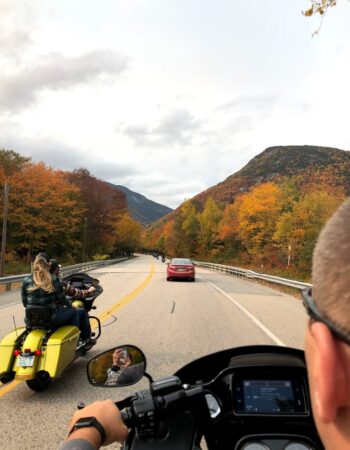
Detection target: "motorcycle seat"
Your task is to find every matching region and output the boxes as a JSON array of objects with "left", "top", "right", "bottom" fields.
[{"left": 25, "top": 306, "right": 53, "bottom": 328}]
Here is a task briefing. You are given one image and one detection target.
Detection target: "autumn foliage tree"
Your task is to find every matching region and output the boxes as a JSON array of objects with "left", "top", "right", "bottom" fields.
[
  {"left": 67, "top": 168, "right": 127, "bottom": 257},
  {"left": 197, "top": 197, "right": 222, "bottom": 254},
  {"left": 273, "top": 190, "right": 345, "bottom": 270},
  {"left": 0, "top": 150, "right": 135, "bottom": 269},
  {"left": 234, "top": 183, "right": 285, "bottom": 263},
  {"left": 0, "top": 149, "right": 30, "bottom": 177},
  {"left": 114, "top": 213, "right": 142, "bottom": 254},
  {"left": 180, "top": 200, "right": 200, "bottom": 256},
  {"left": 6, "top": 163, "right": 84, "bottom": 261}
]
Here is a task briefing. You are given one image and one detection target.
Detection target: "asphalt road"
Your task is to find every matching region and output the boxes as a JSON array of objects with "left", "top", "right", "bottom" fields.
[{"left": 0, "top": 255, "right": 308, "bottom": 449}]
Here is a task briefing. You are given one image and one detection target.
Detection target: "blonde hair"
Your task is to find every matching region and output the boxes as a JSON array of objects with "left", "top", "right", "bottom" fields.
[
  {"left": 312, "top": 197, "right": 350, "bottom": 330},
  {"left": 28, "top": 254, "right": 54, "bottom": 293}
]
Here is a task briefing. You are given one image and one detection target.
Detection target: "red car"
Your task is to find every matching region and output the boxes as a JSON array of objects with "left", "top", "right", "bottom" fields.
[{"left": 167, "top": 258, "right": 196, "bottom": 282}]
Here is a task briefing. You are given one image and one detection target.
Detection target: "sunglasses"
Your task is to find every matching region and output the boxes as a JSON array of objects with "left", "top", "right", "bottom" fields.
[{"left": 302, "top": 288, "right": 350, "bottom": 346}]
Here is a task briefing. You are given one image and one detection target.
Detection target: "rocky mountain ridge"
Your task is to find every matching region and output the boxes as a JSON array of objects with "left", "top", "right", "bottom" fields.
[
  {"left": 110, "top": 184, "right": 173, "bottom": 225},
  {"left": 194, "top": 145, "right": 350, "bottom": 206}
]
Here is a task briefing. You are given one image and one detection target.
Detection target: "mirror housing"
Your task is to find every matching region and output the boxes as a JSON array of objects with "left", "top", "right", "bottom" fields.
[{"left": 87, "top": 345, "right": 146, "bottom": 387}]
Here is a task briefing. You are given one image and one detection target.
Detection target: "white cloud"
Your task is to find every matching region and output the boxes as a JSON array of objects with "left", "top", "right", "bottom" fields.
[
  {"left": 0, "top": 1, "right": 350, "bottom": 209},
  {"left": 121, "top": 109, "right": 202, "bottom": 147},
  {"left": 0, "top": 50, "right": 128, "bottom": 112}
]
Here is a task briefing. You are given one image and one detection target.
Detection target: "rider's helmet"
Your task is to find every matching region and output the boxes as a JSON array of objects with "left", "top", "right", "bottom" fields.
[{"left": 36, "top": 252, "right": 50, "bottom": 263}]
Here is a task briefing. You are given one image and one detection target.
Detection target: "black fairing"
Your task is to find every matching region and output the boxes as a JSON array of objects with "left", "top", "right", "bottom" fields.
[{"left": 123, "top": 346, "right": 324, "bottom": 450}]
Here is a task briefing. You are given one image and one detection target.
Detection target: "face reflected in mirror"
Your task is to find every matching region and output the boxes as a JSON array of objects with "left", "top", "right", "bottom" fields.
[{"left": 87, "top": 345, "right": 146, "bottom": 387}]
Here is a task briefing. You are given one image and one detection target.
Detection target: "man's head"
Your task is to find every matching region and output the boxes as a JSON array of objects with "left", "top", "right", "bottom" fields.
[
  {"left": 304, "top": 197, "right": 350, "bottom": 449},
  {"left": 50, "top": 258, "right": 61, "bottom": 276}
]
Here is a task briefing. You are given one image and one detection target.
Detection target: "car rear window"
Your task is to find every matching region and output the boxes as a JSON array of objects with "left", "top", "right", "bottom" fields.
[{"left": 171, "top": 258, "right": 193, "bottom": 265}]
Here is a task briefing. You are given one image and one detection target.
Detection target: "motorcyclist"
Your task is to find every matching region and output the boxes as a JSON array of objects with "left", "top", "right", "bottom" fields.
[
  {"left": 60, "top": 198, "right": 350, "bottom": 450},
  {"left": 50, "top": 259, "right": 96, "bottom": 300},
  {"left": 303, "top": 197, "right": 350, "bottom": 450},
  {"left": 22, "top": 253, "right": 95, "bottom": 350}
]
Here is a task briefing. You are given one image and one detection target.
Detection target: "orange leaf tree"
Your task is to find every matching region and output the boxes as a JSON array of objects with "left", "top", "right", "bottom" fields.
[
  {"left": 114, "top": 214, "right": 142, "bottom": 254},
  {"left": 235, "top": 183, "right": 285, "bottom": 263},
  {"left": 273, "top": 190, "right": 345, "bottom": 271},
  {"left": 68, "top": 168, "right": 128, "bottom": 257},
  {"left": 7, "top": 163, "right": 84, "bottom": 261},
  {"left": 198, "top": 196, "right": 222, "bottom": 255}
]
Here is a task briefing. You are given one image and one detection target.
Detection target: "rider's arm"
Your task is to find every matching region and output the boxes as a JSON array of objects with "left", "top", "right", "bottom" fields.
[
  {"left": 59, "top": 438, "right": 95, "bottom": 450},
  {"left": 60, "top": 400, "right": 128, "bottom": 450},
  {"left": 65, "top": 283, "right": 95, "bottom": 300}
]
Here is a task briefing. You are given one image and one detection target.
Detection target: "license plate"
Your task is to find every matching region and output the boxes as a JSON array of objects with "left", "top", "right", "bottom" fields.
[
  {"left": 18, "top": 355, "right": 34, "bottom": 367},
  {"left": 178, "top": 268, "right": 186, "bottom": 272}
]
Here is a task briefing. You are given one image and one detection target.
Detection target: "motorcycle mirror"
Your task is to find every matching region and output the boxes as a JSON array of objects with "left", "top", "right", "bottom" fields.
[{"left": 87, "top": 345, "right": 146, "bottom": 387}]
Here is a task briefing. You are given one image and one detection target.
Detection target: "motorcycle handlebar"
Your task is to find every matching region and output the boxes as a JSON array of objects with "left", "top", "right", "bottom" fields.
[
  {"left": 116, "top": 384, "right": 205, "bottom": 437},
  {"left": 120, "top": 408, "right": 134, "bottom": 428}
]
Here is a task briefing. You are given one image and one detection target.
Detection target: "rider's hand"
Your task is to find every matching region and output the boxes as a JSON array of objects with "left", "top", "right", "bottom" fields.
[
  {"left": 112, "top": 349, "right": 124, "bottom": 366},
  {"left": 66, "top": 400, "right": 128, "bottom": 447},
  {"left": 87, "top": 286, "right": 96, "bottom": 294}
]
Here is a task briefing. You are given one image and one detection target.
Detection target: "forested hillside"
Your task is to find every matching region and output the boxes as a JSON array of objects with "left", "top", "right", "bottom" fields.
[
  {"left": 144, "top": 146, "right": 350, "bottom": 279},
  {"left": 1, "top": 145, "right": 349, "bottom": 279},
  {"left": 111, "top": 184, "right": 173, "bottom": 225},
  {"left": 0, "top": 149, "right": 143, "bottom": 272}
]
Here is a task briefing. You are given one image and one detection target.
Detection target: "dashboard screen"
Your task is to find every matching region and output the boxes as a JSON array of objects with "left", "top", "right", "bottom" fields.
[{"left": 242, "top": 380, "right": 296, "bottom": 413}]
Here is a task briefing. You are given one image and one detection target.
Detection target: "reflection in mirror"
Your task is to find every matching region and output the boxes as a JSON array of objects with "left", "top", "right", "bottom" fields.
[{"left": 87, "top": 345, "right": 146, "bottom": 387}]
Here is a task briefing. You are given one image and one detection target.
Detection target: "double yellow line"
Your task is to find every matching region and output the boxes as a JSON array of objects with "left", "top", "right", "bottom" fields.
[{"left": 0, "top": 260, "right": 155, "bottom": 398}]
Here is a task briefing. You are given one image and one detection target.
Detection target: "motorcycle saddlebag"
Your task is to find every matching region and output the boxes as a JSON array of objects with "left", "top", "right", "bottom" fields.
[
  {"left": 42, "top": 325, "right": 80, "bottom": 378},
  {"left": 0, "top": 328, "right": 26, "bottom": 374}
]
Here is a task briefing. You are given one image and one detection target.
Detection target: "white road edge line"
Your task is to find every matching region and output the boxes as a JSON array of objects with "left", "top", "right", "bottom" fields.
[
  {"left": 0, "top": 300, "right": 21, "bottom": 310},
  {"left": 201, "top": 277, "right": 286, "bottom": 347}
]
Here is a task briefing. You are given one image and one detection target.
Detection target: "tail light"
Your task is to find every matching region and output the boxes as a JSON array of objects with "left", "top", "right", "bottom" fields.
[
  {"left": 35, "top": 350, "right": 42, "bottom": 356},
  {"left": 14, "top": 349, "right": 21, "bottom": 356}
]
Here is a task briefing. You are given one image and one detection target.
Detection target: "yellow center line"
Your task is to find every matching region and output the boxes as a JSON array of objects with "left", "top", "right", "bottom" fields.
[
  {"left": 97, "top": 262, "right": 155, "bottom": 324},
  {"left": 0, "top": 260, "right": 155, "bottom": 398}
]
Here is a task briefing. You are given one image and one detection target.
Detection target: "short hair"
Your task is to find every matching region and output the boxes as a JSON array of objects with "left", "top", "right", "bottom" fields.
[
  {"left": 50, "top": 258, "right": 60, "bottom": 274},
  {"left": 312, "top": 197, "right": 350, "bottom": 330}
]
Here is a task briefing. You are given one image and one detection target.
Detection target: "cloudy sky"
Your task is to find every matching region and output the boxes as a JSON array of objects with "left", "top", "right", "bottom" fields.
[{"left": 1, "top": 1, "right": 350, "bottom": 208}]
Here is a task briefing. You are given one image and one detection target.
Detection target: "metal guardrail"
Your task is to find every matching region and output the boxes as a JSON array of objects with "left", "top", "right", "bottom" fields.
[
  {"left": 194, "top": 261, "right": 312, "bottom": 290},
  {"left": 0, "top": 258, "right": 130, "bottom": 292},
  {"left": 1, "top": 256, "right": 311, "bottom": 293}
]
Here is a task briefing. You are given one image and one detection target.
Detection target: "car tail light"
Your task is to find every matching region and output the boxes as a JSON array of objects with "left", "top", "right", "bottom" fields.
[
  {"left": 169, "top": 265, "right": 176, "bottom": 270},
  {"left": 35, "top": 350, "right": 42, "bottom": 356},
  {"left": 14, "top": 349, "right": 21, "bottom": 356}
]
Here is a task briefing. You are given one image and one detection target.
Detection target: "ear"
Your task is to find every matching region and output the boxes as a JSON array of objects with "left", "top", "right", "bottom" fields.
[{"left": 310, "top": 322, "right": 348, "bottom": 423}]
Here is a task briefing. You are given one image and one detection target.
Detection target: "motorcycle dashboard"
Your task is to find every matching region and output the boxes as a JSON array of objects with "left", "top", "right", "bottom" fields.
[{"left": 232, "top": 376, "right": 308, "bottom": 416}]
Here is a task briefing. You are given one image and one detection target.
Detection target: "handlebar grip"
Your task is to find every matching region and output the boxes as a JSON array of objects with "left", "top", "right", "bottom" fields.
[{"left": 121, "top": 409, "right": 133, "bottom": 428}]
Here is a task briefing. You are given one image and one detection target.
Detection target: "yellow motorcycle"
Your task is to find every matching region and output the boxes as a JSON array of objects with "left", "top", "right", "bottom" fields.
[{"left": 0, "top": 272, "right": 102, "bottom": 391}]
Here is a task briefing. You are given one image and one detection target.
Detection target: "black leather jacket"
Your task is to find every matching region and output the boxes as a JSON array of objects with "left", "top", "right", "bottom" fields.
[{"left": 21, "top": 274, "right": 68, "bottom": 313}]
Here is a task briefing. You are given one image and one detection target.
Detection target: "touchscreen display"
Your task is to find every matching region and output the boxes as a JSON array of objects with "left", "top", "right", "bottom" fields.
[{"left": 243, "top": 380, "right": 295, "bottom": 413}]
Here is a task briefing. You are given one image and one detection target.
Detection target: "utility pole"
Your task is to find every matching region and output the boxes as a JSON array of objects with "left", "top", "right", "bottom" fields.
[
  {"left": 82, "top": 217, "right": 87, "bottom": 262},
  {"left": 287, "top": 244, "right": 292, "bottom": 269},
  {"left": 0, "top": 183, "right": 9, "bottom": 277}
]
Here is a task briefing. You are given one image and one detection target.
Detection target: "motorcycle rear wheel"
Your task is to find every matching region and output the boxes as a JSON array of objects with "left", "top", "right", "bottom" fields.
[{"left": 26, "top": 371, "right": 52, "bottom": 392}]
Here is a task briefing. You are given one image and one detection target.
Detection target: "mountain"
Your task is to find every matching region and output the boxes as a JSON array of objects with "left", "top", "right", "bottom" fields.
[
  {"left": 110, "top": 184, "right": 173, "bottom": 225},
  {"left": 194, "top": 145, "right": 350, "bottom": 206}
]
